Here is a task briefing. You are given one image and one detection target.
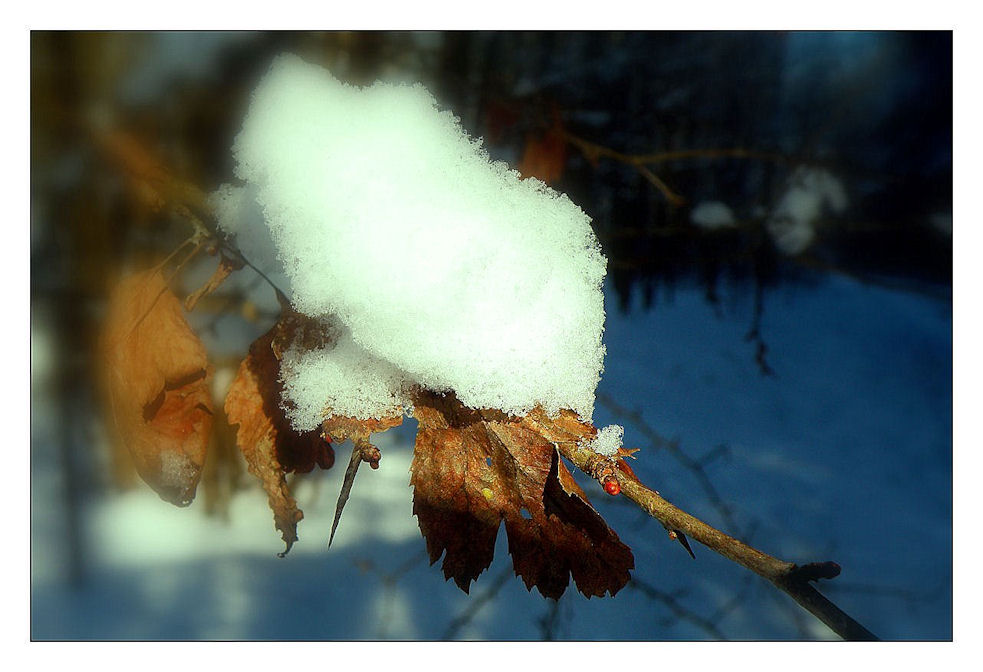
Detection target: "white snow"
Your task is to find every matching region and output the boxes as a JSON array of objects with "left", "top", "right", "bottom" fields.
[
  {"left": 279, "top": 327, "right": 412, "bottom": 429},
  {"left": 585, "top": 424, "right": 624, "bottom": 456},
  {"left": 219, "top": 54, "right": 607, "bottom": 423},
  {"left": 690, "top": 201, "right": 736, "bottom": 230},
  {"left": 767, "top": 167, "right": 848, "bottom": 255}
]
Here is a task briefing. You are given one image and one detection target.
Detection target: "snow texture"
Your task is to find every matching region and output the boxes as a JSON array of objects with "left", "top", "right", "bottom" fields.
[
  {"left": 221, "top": 54, "right": 607, "bottom": 423},
  {"left": 280, "top": 327, "right": 412, "bottom": 430},
  {"left": 690, "top": 201, "right": 736, "bottom": 230},
  {"left": 585, "top": 424, "right": 624, "bottom": 456},
  {"left": 767, "top": 167, "right": 848, "bottom": 255}
]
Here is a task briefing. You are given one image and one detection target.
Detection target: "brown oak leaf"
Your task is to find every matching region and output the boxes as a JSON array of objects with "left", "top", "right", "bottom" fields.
[
  {"left": 225, "top": 316, "right": 337, "bottom": 553},
  {"left": 410, "top": 391, "right": 634, "bottom": 599},
  {"left": 101, "top": 270, "right": 214, "bottom": 506}
]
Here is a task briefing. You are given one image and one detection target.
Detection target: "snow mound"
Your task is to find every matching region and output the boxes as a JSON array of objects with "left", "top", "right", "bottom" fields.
[
  {"left": 767, "top": 167, "right": 847, "bottom": 255},
  {"left": 585, "top": 424, "right": 624, "bottom": 456},
  {"left": 690, "top": 201, "right": 736, "bottom": 230},
  {"left": 220, "top": 54, "right": 607, "bottom": 424}
]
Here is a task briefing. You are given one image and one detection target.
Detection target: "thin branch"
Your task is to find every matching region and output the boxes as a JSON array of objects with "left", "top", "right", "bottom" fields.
[
  {"left": 555, "top": 438, "right": 878, "bottom": 641},
  {"left": 629, "top": 577, "right": 729, "bottom": 640},
  {"left": 561, "top": 131, "right": 686, "bottom": 205},
  {"left": 596, "top": 391, "right": 744, "bottom": 536},
  {"left": 441, "top": 566, "right": 514, "bottom": 640}
]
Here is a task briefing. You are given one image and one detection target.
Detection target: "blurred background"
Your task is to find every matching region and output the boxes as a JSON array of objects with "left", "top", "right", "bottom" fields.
[{"left": 30, "top": 31, "right": 951, "bottom": 640}]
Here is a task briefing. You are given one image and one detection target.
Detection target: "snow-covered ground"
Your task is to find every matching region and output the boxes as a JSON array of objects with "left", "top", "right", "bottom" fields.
[{"left": 30, "top": 273, "right": 951, "bottom": 640}]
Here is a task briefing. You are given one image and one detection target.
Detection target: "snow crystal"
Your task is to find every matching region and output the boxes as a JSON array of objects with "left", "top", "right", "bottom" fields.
[
  {"left": 690, "top": 201, "right": 736, "bottom": 230},
  {"left": 767, "top": 167, "right": 847, "bottom": 255},
  {"left": 222, "top": 54, "right": 607, "bottom": 423},
  {"left": 585, "top": 424, "right": 624, "bottom": 456}
]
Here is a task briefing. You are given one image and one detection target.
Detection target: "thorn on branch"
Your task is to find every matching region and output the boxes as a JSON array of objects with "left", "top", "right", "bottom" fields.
[
  {"left": 667, "top": 528, "right": 696, "bottom": 559},
  {"left": 328, "top": 437, "right": 382, "bottom": 547}
]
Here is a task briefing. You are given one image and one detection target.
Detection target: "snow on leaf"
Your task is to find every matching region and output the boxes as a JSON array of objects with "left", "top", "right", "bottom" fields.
[
  {"left": 410, "top": 391, "right": 634, "bottom": 599},
  {"left": 100, "top": 270, "right": 214, "bottom": 506},
  {"left": 224, "top": 315, "right": 336, "bottom": 554}
]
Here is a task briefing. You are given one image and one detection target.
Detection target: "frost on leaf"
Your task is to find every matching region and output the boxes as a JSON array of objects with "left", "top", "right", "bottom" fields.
[
  {"left": 224, "top": 313, "right": 336, "bottom": 554},
  {"left": 410, "top": 391, "right": 634, "bottom": 599},
  {"left": 100, "top": 270, "right": 214, "bottom": 506}
]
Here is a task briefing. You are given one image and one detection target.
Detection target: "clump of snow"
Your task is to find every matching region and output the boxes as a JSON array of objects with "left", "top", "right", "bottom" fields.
[
  {"left": 690, "top": 201, "right": 736, "bottom": 230},
  {"left": 767, "top": 167, "right": 848, "bottom": 255},
  {"left": 584, "top": 424, "right": 624, "bottom": 457},
  {"left": 280, "top": 327, "right": 412, "bottom": 430},
  {"left": 221, "top": 54, "right": 607, "bottom": 424}
]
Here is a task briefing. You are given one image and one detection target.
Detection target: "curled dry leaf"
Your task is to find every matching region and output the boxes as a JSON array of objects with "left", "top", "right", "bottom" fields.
[
  {"left": 101, "top": 270, "right": 214, "bottom": 506},
  {"left": 224, "top": 314, "right": 337, "bottom": 554},
  {"left": 410, "top": 391, "right": 634, "bottom": 599}
]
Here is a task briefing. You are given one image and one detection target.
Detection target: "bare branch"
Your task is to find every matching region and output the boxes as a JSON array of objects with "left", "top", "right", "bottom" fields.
[{"left": 555, "top": 438, "right": 878, "bottom": 641}]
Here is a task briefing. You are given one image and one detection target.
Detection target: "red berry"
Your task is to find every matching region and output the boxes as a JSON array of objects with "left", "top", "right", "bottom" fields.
[{"left": 603, "top": 476, "right": 621, "bottom": 496}]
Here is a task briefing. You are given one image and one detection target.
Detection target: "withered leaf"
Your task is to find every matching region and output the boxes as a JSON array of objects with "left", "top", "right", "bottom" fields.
[
  {"left": 322, "top": 414, "right": 403, "bottom": 445},
  {"left": 225, "top": 318, "right": 337, "bottom": 554},
  {"left": 101, "top": 270, "right": 214, "bottom": 506},
  {"left": 410, "top": 391, "right": 634, "bottom": 599}
]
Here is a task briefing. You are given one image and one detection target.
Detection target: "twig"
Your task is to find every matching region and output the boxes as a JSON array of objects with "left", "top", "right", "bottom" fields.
[
  {"left": 353, "top": 551, "right": 428, "bottom": 639},
  {"left": 562, "top": 131, "right": 686, "bottom": 206},
  {"left": 596, "top": 391, "right": 744, "bottom": 536},
  {"left": 537, "top": 598, "right": 565, "bottom": 641},
  {"left": 555, "top": 438, "right": 878, "bottom": 641},
  {"left": 441, "top": 566, "right": 514, "bottom": 640},
  {"left": 629, "top": 577, "right": 728, "bottom": 640}
]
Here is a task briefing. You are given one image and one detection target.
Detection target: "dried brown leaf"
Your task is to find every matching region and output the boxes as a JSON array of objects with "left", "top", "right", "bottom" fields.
[
  {"left": 410, "top": 391, "right": 633, "bottom": 599},
  {"left": 101, "top": 270, "right": 214, "bottom": 506},
  {"left": 224, "top": 319, "right": 337, "bottom": 554},
  {"left": 322, "top": 414, "right": 403, "bottom": 444}
]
